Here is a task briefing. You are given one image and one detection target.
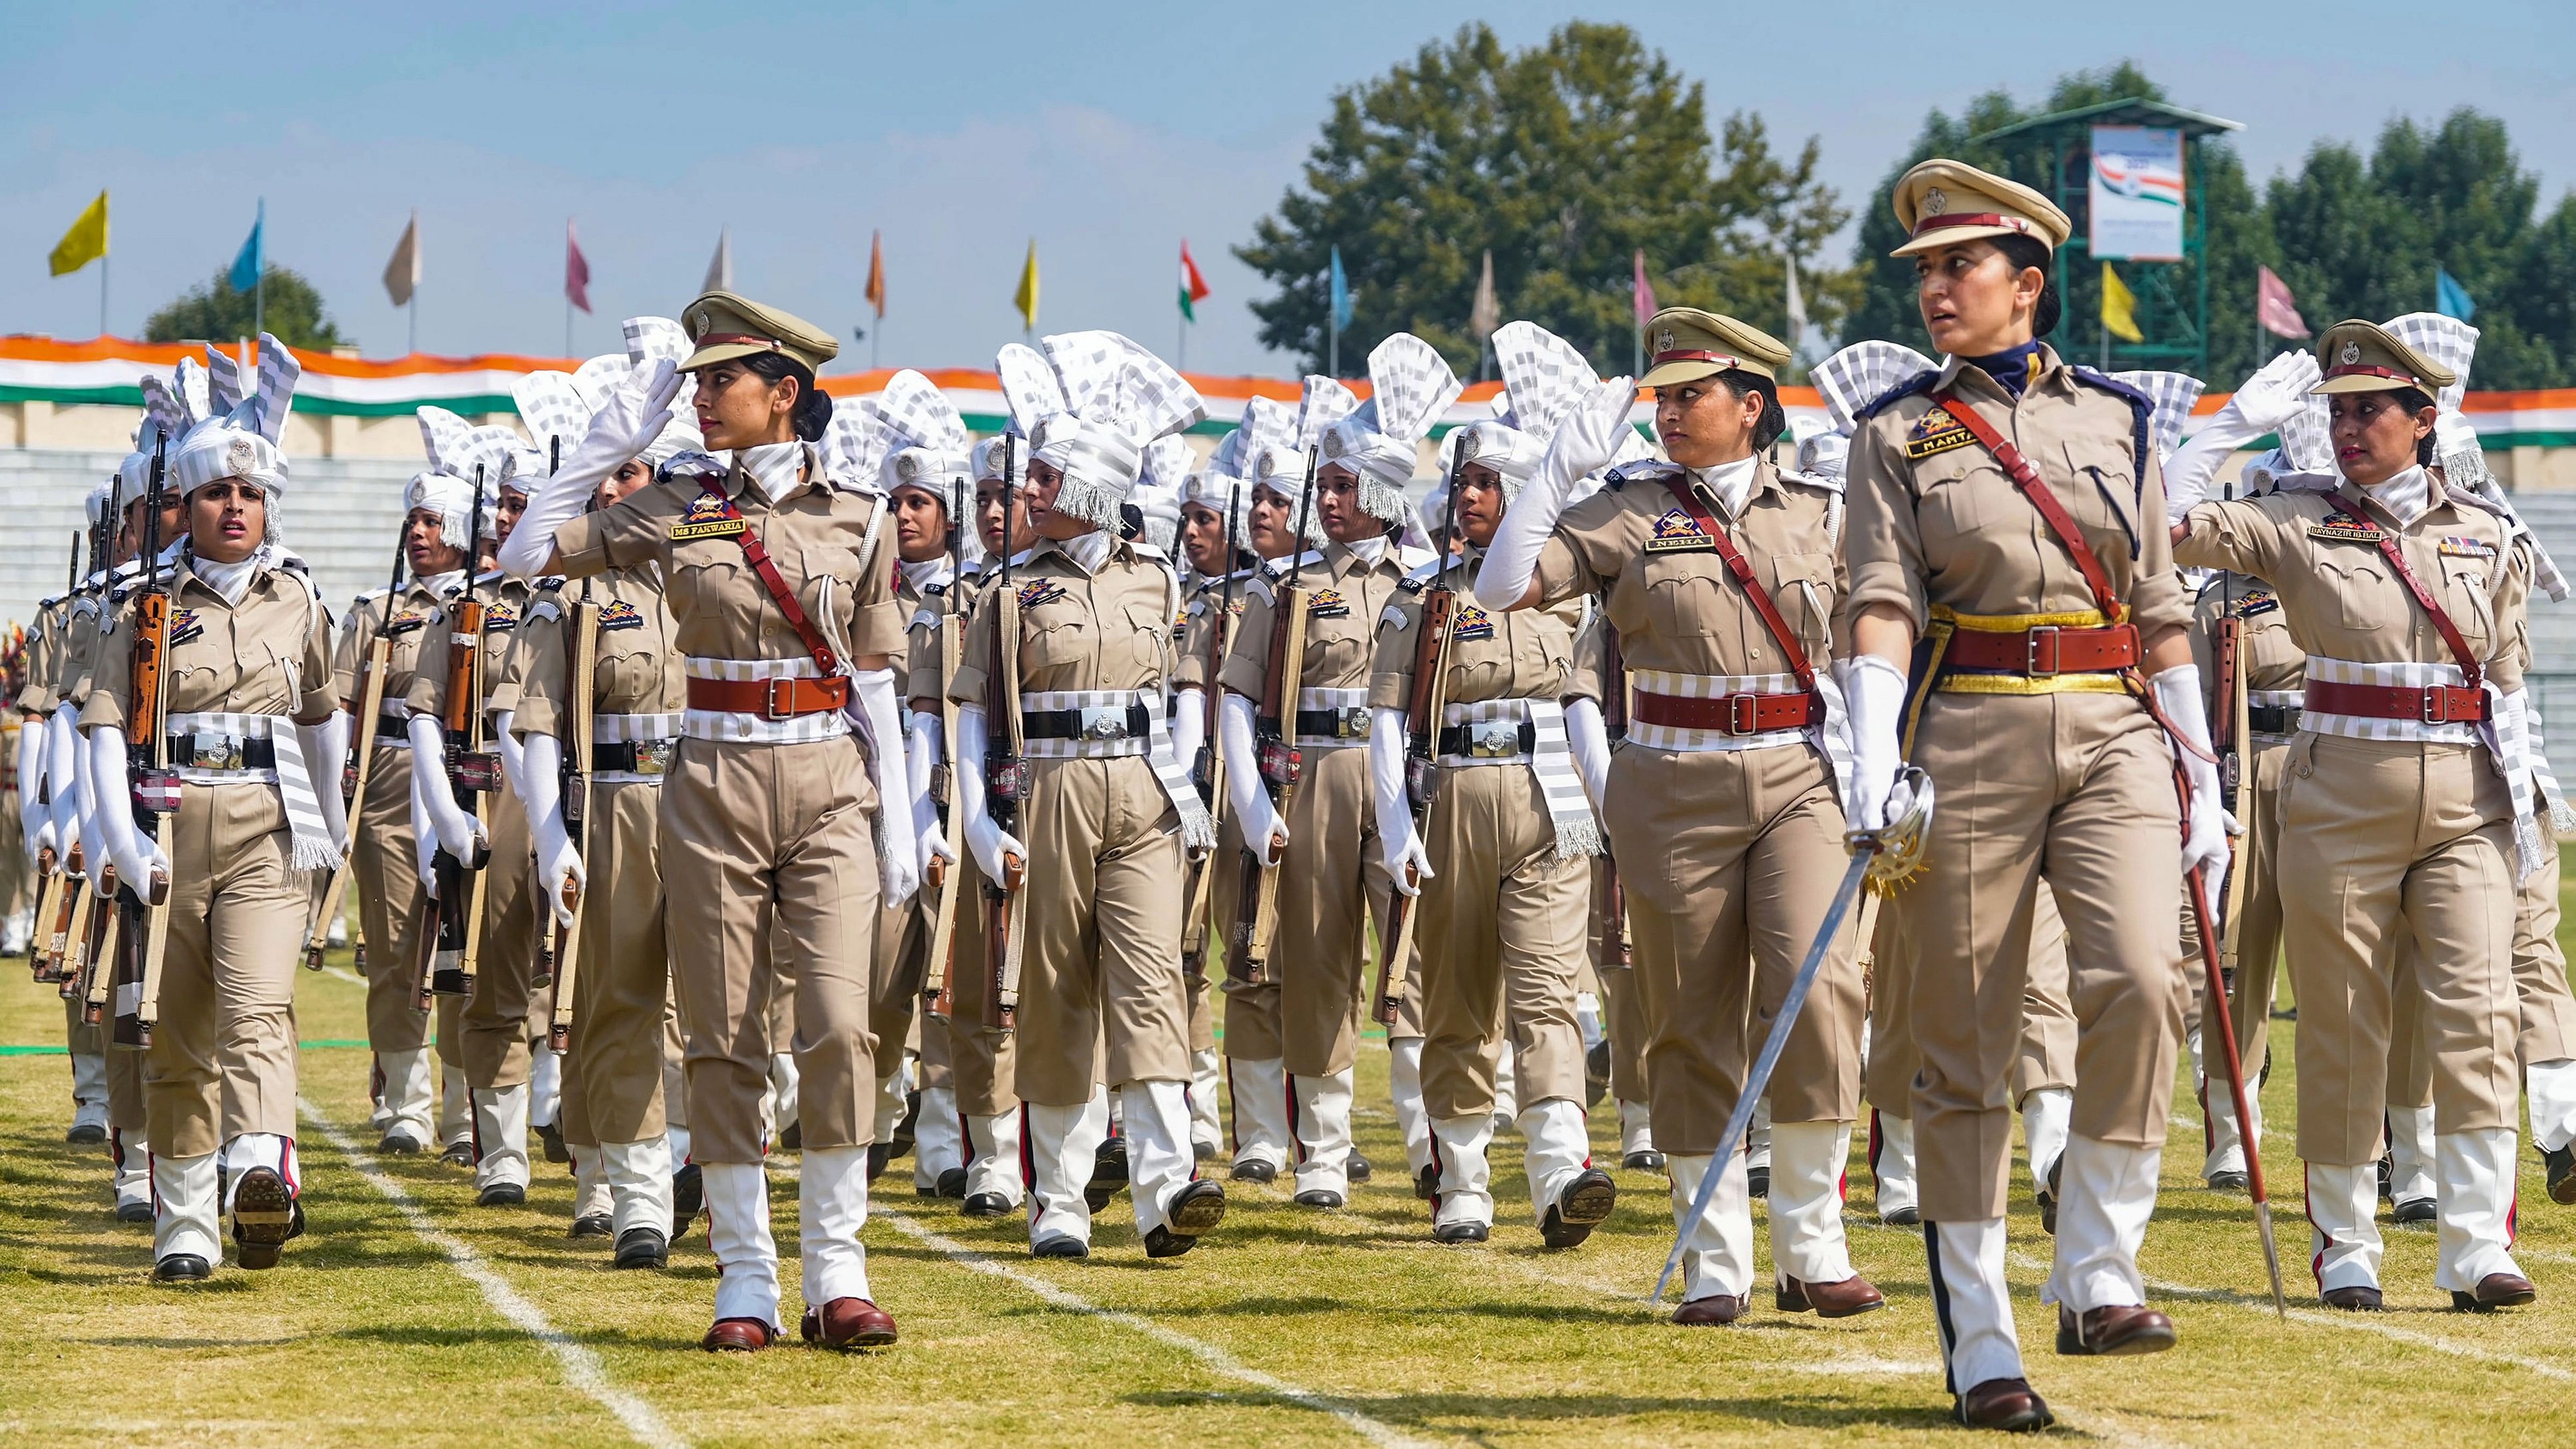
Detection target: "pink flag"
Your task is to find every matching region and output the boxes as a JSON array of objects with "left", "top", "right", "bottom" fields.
[
  {"left": 2257, "top": 266, "right": 2307, "bottom": 339},
  {"left": 565, "top": 220, "right": 592, "bottom": 314},
  {"left": 1632, "top": 249, "right": 1658, "bottom": 325}
]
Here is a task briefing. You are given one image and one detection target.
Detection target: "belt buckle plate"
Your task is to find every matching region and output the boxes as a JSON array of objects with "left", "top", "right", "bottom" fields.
[
  {"left": 762, "top": 677, "right": 798, "bottom": 721},
  {"left": 1467, "top": 722, "right": 1519, "bottom": 757},
  {"left": 2024, "top": 625, "right": 2062, "bottom": 677},
  {"left": 2422, "top": 687, "right": 2464, "bottom": 725},
  {"left": 633, "top": 740, "right": 675, "bottom": 776},
  {"left": 1076, "top": 705, "right": 1131, "bottom": 742},
  {"left": 1337, "top": 705, "right": 1372, "bottom": 739},
  {"left": 190, "top": 730, "right": 244, "bottom": 771},
  {"left": 1724, "top": 694, "right": 1759, "bottom": 735}
]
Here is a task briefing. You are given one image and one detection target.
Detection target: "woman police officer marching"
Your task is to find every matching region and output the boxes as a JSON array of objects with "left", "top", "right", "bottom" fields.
[
  {"left": 502, "top": 291, "right": 917, "bottom": 1352},
  {"left": 84, "top": 337, "right": 350, "bottom": 1280}
]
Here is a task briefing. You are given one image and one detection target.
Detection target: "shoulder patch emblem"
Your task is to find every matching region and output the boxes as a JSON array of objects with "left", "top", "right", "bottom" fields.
[
  {"left": 1904, "top": 405, "right": 1976, "bottom": 460},
  {"left": 1642, "top": 508, "right": 1714, "bottom": 554},
  {"left": 1016, "top": 580, "right": 1067, "bottom": 611},
  {"left": 1450, "top": 600, "right": 1495, "bottom": 642},
  {"left": 1306, "top": 586, "right": 1351, "bottom": 620},
  {"left": 483, "top": 603, "right": 519, "bottom": 631},
  {"left": 2307, "top": 511, "right": 2384, "bottom": 544},
  {"left": 597, "top": 598, "right": 645, "bottom": 630},
  {"left": 669, "top": 492, "right": 747, "bottom": 540},
  {"left": 168, "top": 607, "right": 204, "bottom": 646},
  {"left": 2439, "top": 536, "right": 2497, "bottom": 559},
  {"left": 2233, "top": 590, "right": 2279, "bottom": 619},
  {"left": 387, "top": 610, "right": 431, "bottom": 635}
]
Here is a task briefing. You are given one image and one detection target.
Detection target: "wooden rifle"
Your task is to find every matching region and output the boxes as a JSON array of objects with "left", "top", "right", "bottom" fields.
[
  {"left": 546, "top": 574, "right": 598, "bottom": 1054},
  {"left": 1179, "top": 484, "right": 1245, "bottom": 982},
  {"left": 922, "top": 475, "right": 968, "bottom": 1016},
  {"left": 1231, "top": 453, "right": 1317, "bottom": 982},
  {"left": 980, "top": 434, "right": 1029, "bottom": 1031},
  {"left": 303, "top": 538, "right": 407, "bottom": 970},
  {"left": 41, "top": 531, "right": 102, "bottom": 984},
  {"left": 2213, "top": 578, "right": 2253, "bottom": 979},
  {"left": 1594, "top": 615, "right": 1633, "bottom": 970},
  {"left": 108, "top": 440, "right": 175, "bottom": 1048},
  {"left": 415, "top": 471, "right": 497, "bottom": 1010},
  {"left": 1373, "top": 456, "right": 1463, "bottom": 1024},
  {"left": 26, "top": 534, "right": 82, "bottom": 982}
]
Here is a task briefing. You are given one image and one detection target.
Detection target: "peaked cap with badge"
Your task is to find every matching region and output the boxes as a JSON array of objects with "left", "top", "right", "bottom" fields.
[
  {"left": 678, "top": 291, "right": 840, "bottom": 375},
  {"left": 1637, "top": 308, "right": 1793, "bottom": 390},
  {"left": 2310, "top": 319, "right": 2459, "bottom": 397},
  {"left": 1888, "top": 158, "right": 2072, "bottom": 258}
]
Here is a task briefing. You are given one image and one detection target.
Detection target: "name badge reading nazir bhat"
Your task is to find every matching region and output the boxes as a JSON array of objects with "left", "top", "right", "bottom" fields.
[{"left": 670, "top": 493, "right": 748, "bottom": 540}]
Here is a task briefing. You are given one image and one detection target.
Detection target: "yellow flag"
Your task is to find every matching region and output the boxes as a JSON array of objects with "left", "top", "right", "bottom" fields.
[
  {"left": 2100, "top": 262, "right": 2143, "bottom": 344},
  {"left": 1013, "top": 238, "right": 1039, "bottom": 331},
  {"left": 50, "top": 190, "right": 109, "bottom": 277}
]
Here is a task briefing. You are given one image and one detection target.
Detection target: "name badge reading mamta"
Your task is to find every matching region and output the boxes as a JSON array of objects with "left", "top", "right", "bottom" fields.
[
  {"left": 669, "top": 494, "right": 748, "bottom": 541},
  {"left": 1904, "top": 405, "right": 1975, "bottom": 460}
]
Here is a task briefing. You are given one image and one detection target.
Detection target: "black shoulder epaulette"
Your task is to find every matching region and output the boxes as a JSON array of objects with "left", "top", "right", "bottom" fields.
[
  {"left": 1854, "top": 369, "right": 1940, "bottom": 421},
  {"left": 535, "top": 576, "right": 566, "bottom": 593},
  {"left": 2069, "top": 367, "right": 2156, "bottom": 477},
  {"left": 1602, "top": 459, "right": 1682, "bottom": 494}
]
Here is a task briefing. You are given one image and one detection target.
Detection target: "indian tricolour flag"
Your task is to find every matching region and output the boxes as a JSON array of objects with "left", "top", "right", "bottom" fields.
[{"left": 1179, "top": 240, "right": 1211, "bottom": 322}]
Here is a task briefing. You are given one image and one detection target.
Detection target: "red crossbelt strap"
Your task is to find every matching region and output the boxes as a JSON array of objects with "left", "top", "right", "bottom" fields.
[
  {"left": 2335, "top": 487, "right": 2484, "bottom": 691},
  {"left": 694, "top": 479, "right": 844, "bottom": 678},
  {"left": 1929, "top": 391, "right": 2125, "bottom": 624},
  {"left": 1659, "top": 479, "right": 1817, "bottom": 693}
]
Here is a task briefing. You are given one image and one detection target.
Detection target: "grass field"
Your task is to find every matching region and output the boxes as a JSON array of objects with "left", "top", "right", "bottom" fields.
[{"left": 4, "top": 929, "right": 2575, "bottom": 1448}]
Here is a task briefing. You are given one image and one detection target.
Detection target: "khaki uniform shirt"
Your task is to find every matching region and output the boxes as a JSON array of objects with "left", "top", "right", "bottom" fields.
[
  {"left": 1174, "top": 566, "right": 1255, "bottom": 696},
  {"left": 334, "top": 577, "right": 449, "bottom": 729},
  {"left": 950, "top": 538, "right": 1182, "bottom": 705},
  {"left": 1218, "top": 543, "right": 1420, "bottom": 704},
  {"left": 2189, "top": 570, "right": 2306, "bottom": 714},
  {"left": 1368, "top": 553, "right": 1582, "bottom": 712},
  {"left": 404, "top": 573, "right": 538, "bottom": 725},
  {"left": 17, "top": 598, "right": 68, "bottom": 714},
  {"left": 1843, "top": 348, "right": 2188, "bottom": 639},
  {"left": 81, "top": 555, "right": 338, "bottom": 732},
  {"left": 508, "top": 569, "right": 688, "bottom": 742},
  {"left": 908, "top": 566, "right": 985, "bottom": 716}
]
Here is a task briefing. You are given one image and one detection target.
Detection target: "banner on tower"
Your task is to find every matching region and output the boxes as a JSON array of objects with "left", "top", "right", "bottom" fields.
[{"left": 2089, "top": 126, "right": 2186, "bottom": 262}]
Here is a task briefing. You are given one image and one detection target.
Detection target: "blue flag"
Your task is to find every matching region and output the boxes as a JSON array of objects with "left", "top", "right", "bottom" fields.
[
  {"left": 229, "top": 199, "right": 265, "bottom": 293},
  {"left": 2436, "top": 267, "right": 2476, "bottom": 323},
  {"left": 1329, "top": 245, "right": 1352, "bottom": 331}
]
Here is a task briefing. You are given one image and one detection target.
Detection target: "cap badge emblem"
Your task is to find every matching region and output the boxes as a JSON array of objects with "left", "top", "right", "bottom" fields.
[
  {"left": 2340, "top": 341, "right": 2361, "bottom": 365},
  {"left": 1924, "top": 187, "right": 1947, "bottom": 216},
  {"left": 227, "top": 437, "right": 258, "bottom": 474},
  {"left": 1656, "top": 327, "right": 1676, "bottom": 353}
]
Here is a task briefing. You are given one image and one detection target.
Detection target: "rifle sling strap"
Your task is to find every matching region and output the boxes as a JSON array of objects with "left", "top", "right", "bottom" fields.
[{"left": 1929, "top": 390, "right": 2125, "bottom": 623}]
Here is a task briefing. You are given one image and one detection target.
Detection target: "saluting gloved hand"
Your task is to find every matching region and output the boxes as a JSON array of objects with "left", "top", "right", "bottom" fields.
[
  {"left": 952, "top": 704, "right": 1026, "bottom": 885},
  {"left": 2229, "top": 349, "right": 2322, "bottom": 431},
  {"left": 1834, "top": 654, "right": 1913, "bottom": 832},
  {"left": 1473, "top": 375, "right": 1634, "bottom": 613},
  {"left": 1368, "top": 707, "right": 1432, "bottom": 897},
  {"left": 2152, "top": 664, "right": 2238, "bottom": 900},
  {"left": 498, "top": 359, "right": 685, "bottom": 578},
  {"left": 2165, "top": 349, "right": 2326, "bottom": 522}
]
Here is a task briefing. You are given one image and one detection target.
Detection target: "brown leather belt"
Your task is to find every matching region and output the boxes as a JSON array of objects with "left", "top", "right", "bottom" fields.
[
  {"left": 1944, "top": 622, "right": 2138, "bottom": 675},
  {"left": 1632, "top": 689, "right": 1820, "bottom": 735},
  {"left": 684, "top": 675, "right": 849, "bottom": 720},
  {"left": 2304, "top": 680, "right": 2489, "bottom": 725}
]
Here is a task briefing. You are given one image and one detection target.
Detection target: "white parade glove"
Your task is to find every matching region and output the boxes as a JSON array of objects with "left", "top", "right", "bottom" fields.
[
  {"left": 18, "top": 714, "right": 52, "bottom": 865},
  {"left": 906, "top": 710, "right": 951, "bottom": 873},
  {"left": 953, "top": 704, "right": 1025, "bottom": 885},
  {"left": 298, "top": 710, "right": 353, "bottom": 855},
  {"left": 1368, "top": 706, "right": 1431, "bottom": 895},
  {"left": 492, "top": 709, "right": 528, "bottom": 801},
  {"left": 2163, "top": 350, "right": 2323, "bottom": 521},
  {"left": 1219, "top": 690, "right": 1284, "bottom": 862},
  {"left": 406, "top": 714, "right": 487, "bottom": 863},
  {"left": 1170, "top": 686, "right": 1207, "bottom": 779},
  {"left": 1474, "top": 375, "right": 1630, "bottom": 612},
  {"left": 84, "top": 725, "right": 167, "bottom": 901},
  {"left": 852, "top": 667, "right": 920, "bottom": 907},
  {"left": 48, "top": 704, "right": 85, "bottom": 869},
  {"left": 1563, "top": 696, "right": 1612, "bottom": 809},
  {"left": 2153, "top": 663, "right": 2237, "bottom": 898},
  {"left": 1835, "top": 654, "right": 1912, "bottom": 832},
  {"left": 518, "top": 731, "right": 584, "bottom": 931},
  {"left": 499, "top": 359, "right": 684, "bottom": 578},
  {"left": 409, "top": 763, "right": 440, "bottom": 896}
]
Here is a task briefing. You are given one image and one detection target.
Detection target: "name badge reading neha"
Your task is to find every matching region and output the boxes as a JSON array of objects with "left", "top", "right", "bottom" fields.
[
  {"left": 1905, "top": 405, "right": 1976, "bottom": 460},
  {"left": 598, "top": 599, "right": 645, "bottom": 630},
  {"left": 669, "top": 493, "right": 747, "bottom": 540},
  {"left": 2307, "top": 511, "right": 2383, "bottom": 544},
  {"left": 2440, "top": 536, "right": 2497, "bottom": 559},
  {"left": 1306, "top": 587, "right": 1352, "bottom": 620},
  {"left": 1642, "top": 508, "right": 1714, "bottom": 554}
]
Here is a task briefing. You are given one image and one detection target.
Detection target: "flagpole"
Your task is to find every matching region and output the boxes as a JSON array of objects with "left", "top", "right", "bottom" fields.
[
  {"left": 1328, "top": 313, "right": 1338, "bottom": 382},
  {"left": 409, "top": 293, "right": 419, "bottom": 359},
  {"left": 565, "top": 298, "right": 574, "bottom": 359},
  {"left": 99, "top": 254, "right": 108, "bottom": 339}
]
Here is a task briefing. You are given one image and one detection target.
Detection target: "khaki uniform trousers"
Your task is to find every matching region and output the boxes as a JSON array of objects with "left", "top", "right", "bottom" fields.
[
  {"left": 2214, "top": 738, "right": 2293, "bottom": 1075},
  {"left": 355, "top": 743, "right": 428, "bottom": 1052},
  {"left": 1013, "top": 755, "right": 1191, "bottom": 1106},
  {"left": 459, "top": 787, "right": 540, "bottom": 1090},
  {"left": 1905, "top": 692, "right": 2187, "bottom": 1220},
  {"left": 938, "top": 847, "right": 1018, "bottom": 1118},
  {"left": 1896, "top": 885, "right": 2079, "bottom": 1109},
  {"left": 2276, "top": 733, "right": 2520, "bottom": 1163},
  {"left": 663, "top": 733, "right": 881, "bottom": 1163},
  {"left": 868, "top": 895, "right": 926, "bottom": 1079},
  {"left": 2386, "top": 826, "right": 2575, "bottom": 1112},
  {"left": 1588, "top": 857, "right": 1650, "bottom": 1104},
  {"left": 1416, "top": 762, "right": 1589, "bottom": 1118},
  {"left": 0, "top": 785, "right": 23, "bottom": 916},
  {"left": 1216, "top": 809, "right": 1285, "bottom": 1059},
  {"left": 1606, "top": 741, "right": 1863, "bottom": 1155},
  {"left": 148, "top": 783, "right": 304, "bottom": 1157},
  {"left": 1272, "top": 743, "right": 1387, "bottom": 1078},
  {"left": 559, "top": 779, "right": 670, "bottom": 1149}
]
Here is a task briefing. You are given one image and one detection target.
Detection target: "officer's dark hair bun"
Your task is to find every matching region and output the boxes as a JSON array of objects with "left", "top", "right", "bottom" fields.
[
  {"left": 1994, "top": 234, "right": 2061, "bottom": 339},
  {"left": 2391, "top": 385, "right": 2439, "bottom": 467},
  {"left": 1716, "top": 369, "right": 1789, "bottom": 453},
  {"left": 743, "top": 352, "right": 834, "bottom": 443}
]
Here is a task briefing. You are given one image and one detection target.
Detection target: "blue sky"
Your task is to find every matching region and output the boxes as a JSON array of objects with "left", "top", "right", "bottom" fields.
[{"left": 4, "top": 1, "right": 2569, "bottom": 375}]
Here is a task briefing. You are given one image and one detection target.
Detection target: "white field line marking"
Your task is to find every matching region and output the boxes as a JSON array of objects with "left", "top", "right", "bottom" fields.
[
  {"left": 878, "top": 1209, "right": 1434, "bottom": 1449},
  {"left": 319, "top": 965, "right": 365, "bottom": 988},
  {"left": 2007, "top": 1248, "right": 2573, "bottom": 1382},
  {"left": 297, "top": 1096, "right": 688, "bottom": 1448}
]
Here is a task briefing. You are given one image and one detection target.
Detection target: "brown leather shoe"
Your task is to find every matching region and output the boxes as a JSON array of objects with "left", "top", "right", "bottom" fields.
[
  {"left": 1776, "top": 1274, "right": 1885, "bottom": 1319},
  {"left": 701, "top": 1317, "right": 776, "bottom": 1352},
  {"left": 2320, "top": 1285, "right": 2384, "bottom": 1311},
  {"left": 2452, "top": 1273, "right": 2537, "bottom": 1312},
  {"left": 1670, "top": 1294, "right": 1748, "bottom": 1326},
  {"left": 2054, "top": 1303, "right": 2176, "bottom": 1356},
  {"left": 799, "top": 1297, "right": 898, "bottom": 1348},
  {"left": 1954, "top": 1376, "right": 2053, "bottom": 1432}
]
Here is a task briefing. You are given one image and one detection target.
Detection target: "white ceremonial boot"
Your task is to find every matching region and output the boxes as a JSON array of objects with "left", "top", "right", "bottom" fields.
[
  {"left": 470, "top": 1084, "right": 531, "bottom": 1197},
  {"left": 2304, "top": 1159, "right": 2384, "bottom": 1297},
  {"left": 1770, "top": 1120, "right": 1860, "bottom": 1290},
  {"left": 1189, "top": 1048, "right": 1224, "bottom": 1159},
  {"left": 1123, "top": 1080, "right": 1223, "bottom": 1253},
  {"left": 768, "top": 1051, "right": 803, "bottom": 1149},
  {"left": 1519, "top": 1097, "right": 1602, "bottom": 1231},
  {"left": 439, "top": 1067, "right": 472, "bottom": 1153},
  {"left": 570, "top": 1145, "right": 613, "bottom": 1229},
  {"left": 2204, "top": 1064, "right": 2261, "bottom": 1184},
  {"left": 1665, "top": 1151, "right": 1754, "bottom": 1315},
  {"left": 1026, "top": 1097, "right": 1110, "bottom": 1253},
  {"left": 111, "top": 1129, "right": 152, "bottom": 1220},
  {"left": 528, "top": 1049, "right": 562, "bottom": 1136},
  {"left": 2020, "top": 1086, "right": 2072, "bottom": 1189},
  {"left": 872, "top": 1056, "right": 914, "bottom": 1150},
  {"left": 69, "top": 1050, "right": 109, "bottom": 1136},
  {"left": 1429, "top": 1113, "right": 1496, "bottom": 1237},
  {"left": 1871, "top": 1112, "right": 1919, "bottom": 1225},
  {"left": 222, "top": 1132, "right": 301, "bottom": 1269},
  {"left": 1618, "top": 1099, "right": 1659, "bottom": 1169},
  {"left": 799, "top": 1145, "right": 876, "bottom": 1306},
  {"left": 1746, "top": 1098, "right": 1773, "bottom": 1195},
  {"left": 1290, "top": 1068, "right": 1356, "bottom": 1205},
  {"left": 2388, "top": 1104, "right": 2437, "bottom": 1218},
  {"left": 153, "top": 1151, "right": 223, "bottom": 1273},
  {"left": 1226, "top": 1056, "right": 1293, "bottom": 1178},
  {"left": 2433, "top": 1127, "right": 2528, "bottom": 1299},
  {"left": 3, "top": 909, "right": 29, "bottom": 955},
  {"left": 1491, "top": 1042, "right": 1519, "bottom": 1134},
  {"left": 701, "top": 1161, "right": 781, "bottom": 1336},
  {"left": 913, "top": 1086, "right": 964, "bottom": 1191},
  {"left": 603, "top": 1138, "right": 675, "bottom": 1243},
  {"left": 1926, "top": 1218, "right": 2025, "bottom": 1399},
  {"left": 963, "top": 1110, "right": 1025, "bottom": 1209},
  {"left": 375, "top": 1049, "right": 435, "bottom": 1151},
  {"left": 1387, "top": 1038, "right": 1433, "bottom": 1181},
  {"left": 2528, "top": 1059, "right": 2576, "bottom": 1155},
  {"left": 2042, "top": 1134, "right": 2161, "bottom": 1315}
]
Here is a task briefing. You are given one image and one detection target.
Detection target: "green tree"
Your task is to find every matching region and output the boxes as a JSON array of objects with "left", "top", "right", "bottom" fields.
[
  {"left": 144, "top": 266, "right": 348, "bottom": 351},
  {"left": 1237, "top": 22, "right": 1852, "bottom": 380}
]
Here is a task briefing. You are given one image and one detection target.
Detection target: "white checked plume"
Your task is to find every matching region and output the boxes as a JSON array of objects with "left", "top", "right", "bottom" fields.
[
  {"left": 2110, "top": 370, "right": 2207, "bottom": 464},
  {"left": 1812, "top": 340, "right": 1936, "bottom": 437}
]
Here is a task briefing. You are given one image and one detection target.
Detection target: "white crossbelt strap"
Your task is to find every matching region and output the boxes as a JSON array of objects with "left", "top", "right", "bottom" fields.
[
  {"left": 1623, "top": 669, "right": 1814, "bottom": 754},
  {"left": 165, "top": 710, "right": 335, "bottom": 871},
  {"left": 683, "top": 656, "right": 848, "bottom": 745},
  {"left": 1436, "top": 698, "right": 1600, "bottom": 859}
]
